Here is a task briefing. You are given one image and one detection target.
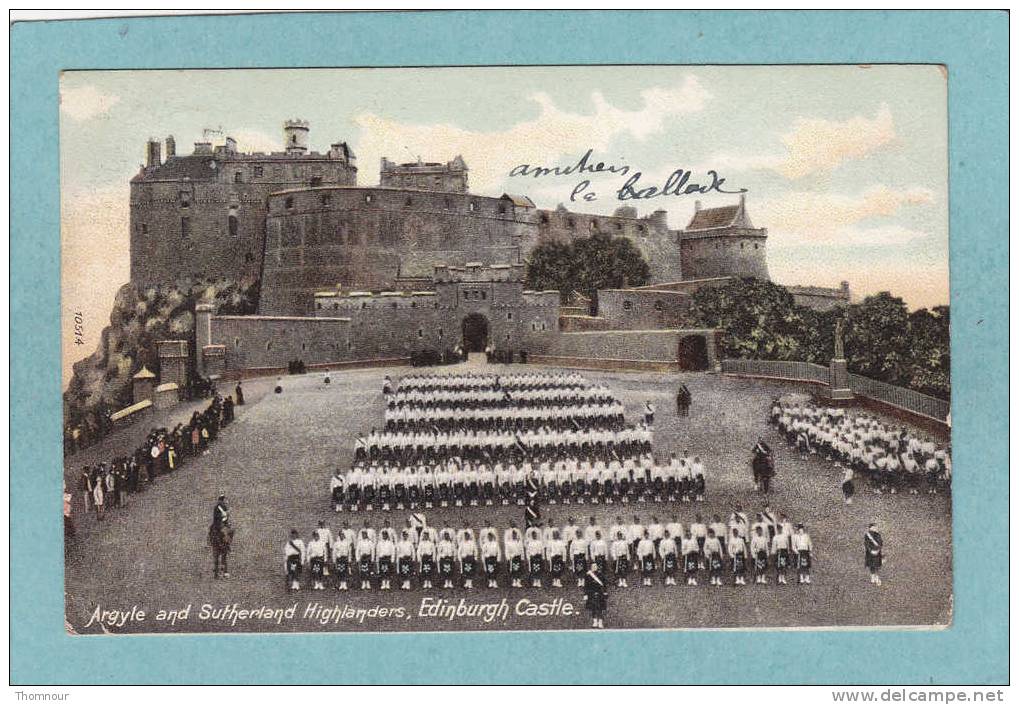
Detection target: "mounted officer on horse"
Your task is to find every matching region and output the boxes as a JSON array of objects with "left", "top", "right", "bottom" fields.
[{"left": 208, "top": 495, "right": 235, "bottom": 579}]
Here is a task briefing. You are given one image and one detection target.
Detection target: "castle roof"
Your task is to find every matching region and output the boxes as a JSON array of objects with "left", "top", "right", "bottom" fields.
[
  {"left": 686, "top": 205, "right": 740, "bottom": 230},
  {"left": 500, "top": 193, "right": 535, "bottom": 208},
  {"left": 683, "top": 195, "right": 757, "bottom": 232},
  {"left": 136, "top": 156, "right": 220, "bottom": 182}
]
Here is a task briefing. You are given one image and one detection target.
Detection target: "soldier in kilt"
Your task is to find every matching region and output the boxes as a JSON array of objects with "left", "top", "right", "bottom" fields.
[
  {"left": 481, "top": 526, "right": 501, "bottom": 588},
  {"left": 362, "top": 478, "right": 376, "bottom": 512},
  {"left": 526, "top": 529, "right": 545, "bottom": 588},
  {"left": 378, "top": 471, "right": 393, "bottom": 511},
  {"left": 571, "top": 533, "right": 589, "bottom": 588},
  {"left": 547, "top": 529, "right": 567, "bottom": 588},
  {"left": 396, "top": 529, "right": 416, "bottom": 590},
  {"left": 751, "top": 526, "right": 770, "bottom": 584},
  {"left": 583, "top": 561, "right": 609, "bottom": 629},
  {"left": 437, "top": 530, "right": 457, "bottom": 589},
  {"left": 333, "top": 531, "right": 352, "bottom": 591},
  {"left": 459, "top": 531, "right": 479, "bottom": 589},
  {"left": 704, "top": 528, "right": 724, "bottom": 586},
  {"left": 610, "top": 532, "right": 630, "bottom": 588},
  {"left": 346, "top": 473, "right": 360, "bottom": 512},
  {"left": 793, "top": 523, "right": 813, "bottom": 584},
  {"left": 729, "top": 528, "right": 748, "bottom": 586},
  {"left": 417, "top": 531, "right": 436, "bottom": 589},
  {"left": 637, "top": 531, "right": 656, "bottom": 587},
  {"left": 356, "top": 530, "right": 375, "bottom": 590},
  {"left": 681, "top": 530, "right": 700, "bottom": 585},
  {"left": 284, "top": 529, "right": 306, "bottom": 592},
  {"left": 659, "top": 531, "right": 679, "bottom": 586},
  {"left": 308, "top": 530, "right": 328, "bottom": 591},
  {"left": 771, "top": 523, "right": 792, "bottom": 584},
  {"left": 330, "top": 470, "right": 345, "bottom": 512}
]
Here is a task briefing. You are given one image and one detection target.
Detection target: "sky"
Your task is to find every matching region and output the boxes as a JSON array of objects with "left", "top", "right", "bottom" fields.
[{"left": 60, "top": 65, "right": 949, "bottom": 385}]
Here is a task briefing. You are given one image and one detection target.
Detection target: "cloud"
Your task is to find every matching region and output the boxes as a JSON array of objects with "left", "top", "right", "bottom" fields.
[
  {"left": 353, "top": 76, "right": 711, "bottom": 192},
  {"left": 60, "top": 84, "right": 121, "bottom": 121},
  {"left": 758, "top": 184, "right": 933, "bottom": 247},
  {"left": 708, "top": 105, "right": 896, "bottom": 180}
]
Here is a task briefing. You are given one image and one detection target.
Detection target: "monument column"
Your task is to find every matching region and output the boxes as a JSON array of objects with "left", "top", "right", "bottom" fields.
[{"left": 828, "top": 318, "right": 853, "bottom": 401}]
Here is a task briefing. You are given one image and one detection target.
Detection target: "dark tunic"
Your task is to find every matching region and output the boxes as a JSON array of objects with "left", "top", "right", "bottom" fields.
[
  {"left": 583, "top": 570, "right": 608, "bottom": 615},
  {"left": 864, "top": 530, "right": 883, "bottom": 570}
]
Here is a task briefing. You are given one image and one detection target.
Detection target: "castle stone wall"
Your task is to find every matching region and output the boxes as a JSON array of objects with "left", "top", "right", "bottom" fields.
[
  {"left": 597, "top": 289, "right": 692, "bottom": 330},
  {"left": 678, "top": 229, "right": 769, "bottom": 280}
]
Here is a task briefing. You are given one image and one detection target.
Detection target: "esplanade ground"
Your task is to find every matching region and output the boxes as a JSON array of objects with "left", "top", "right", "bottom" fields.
[{"left": 64, "top": 364, "right": 951, "bottom": 634}]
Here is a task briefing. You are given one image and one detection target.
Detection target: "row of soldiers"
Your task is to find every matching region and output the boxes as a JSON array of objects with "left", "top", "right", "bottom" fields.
[
  {"left": 74, "top": 394, "right": 235, "bottom": 521},
  {"left": 330, "top": 451, "right": 709, "bottom": 512},
  {"left": 390, "top": 371, "right": 588, "bottom": 395},
  {"left": 283, "top": 510, "right": 814, "bottom": 591},
  {"left": 383, "top": 399, "right": 626, "bottom": 433},
  {"left": 770, "top": 400, "right": 951, "bottom": 493},
  {"left": 356, "top": 424, "right": 654, "bottom": 465}
]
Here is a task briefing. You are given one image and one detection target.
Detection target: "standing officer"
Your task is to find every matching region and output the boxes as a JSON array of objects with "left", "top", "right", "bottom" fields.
[
  {"left": 865, "top": 522, "right": 884, "bottom": 585},
  {"left": 583, "top": 560, "right": 609, "bottom": 629}
]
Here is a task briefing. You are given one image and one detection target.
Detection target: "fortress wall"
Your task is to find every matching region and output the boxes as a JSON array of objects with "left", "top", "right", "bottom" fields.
[
  {"left": 529, "top": 329, "right": 688, "bottom": 372},
  {"left": 210, "top": 315, "right": 354, "bottom": 371},
  {"left": 679, "top": 229, "right": 769, "bottom": 280},
  {"left": 597, "top": 289, "right": 692, "bottom": 330},
  {"left": 130, "top": 159, "right": 356, "bottom": 286},
  {"left": 130, "top": 181, "right": 270, "bottom": 284},
  {"left": 259, "top": 188, "right": 535, "bottom": 315}
]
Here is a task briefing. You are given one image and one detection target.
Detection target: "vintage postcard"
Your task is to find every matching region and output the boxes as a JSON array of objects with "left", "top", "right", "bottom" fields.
[{"left": 60, "top": 64, "right": 952, "bottom": 637}]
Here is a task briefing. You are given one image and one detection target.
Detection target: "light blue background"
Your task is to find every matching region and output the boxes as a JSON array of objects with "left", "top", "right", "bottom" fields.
[{"left": 10, "top": 10, "right": 1008, "bottom": 684}]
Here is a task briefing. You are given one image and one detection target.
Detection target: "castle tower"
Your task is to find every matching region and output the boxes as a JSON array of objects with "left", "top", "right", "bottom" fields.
[
  {"left": 284, "top": 119, "right": 310, "bottom": 155},
  {"left": 677, "top": 194, "right": 769, "bottom": 281},
  {"left": 165, "top": 135, "right": 176, "bottom": 159}
]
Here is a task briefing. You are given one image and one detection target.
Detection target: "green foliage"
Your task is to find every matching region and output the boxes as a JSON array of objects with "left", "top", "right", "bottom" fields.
[
  {"left": 525, "top": 233, "right": 651, "bottom": 303},
  {"left": 688, "top": 277, "right": 806, "bottom": 360},
  {"left": 688, "top": 278, "right": 950, "bottom": 400},
  {"left": 64, "top": 277, "right": 259, "bottom": 438}
]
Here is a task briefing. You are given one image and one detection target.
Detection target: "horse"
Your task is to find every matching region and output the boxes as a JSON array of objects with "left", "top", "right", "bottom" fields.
[{"left": 208, "top": 523, "right": 236, "bottom": 579}]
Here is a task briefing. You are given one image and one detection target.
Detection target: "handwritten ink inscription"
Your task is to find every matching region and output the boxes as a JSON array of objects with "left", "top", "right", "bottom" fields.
[{"left": 509, "top": 148, "right": 747, "bottom": 203}]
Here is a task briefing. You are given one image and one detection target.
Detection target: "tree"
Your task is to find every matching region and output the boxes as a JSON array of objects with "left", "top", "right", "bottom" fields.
[
  {"left": 843, "top": 292, "right": 911, "bottom": 383},
  {"left": 688, "top": 277, "right": 805, "bottom": 360},
  {"left": 524, "top": 233, "right": 651, "bottom": 304}
]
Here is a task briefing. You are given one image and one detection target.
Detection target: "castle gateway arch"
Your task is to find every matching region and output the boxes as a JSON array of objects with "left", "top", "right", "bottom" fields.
[{"left": 461, "top": 313, "right": 489, "bottom": 353}]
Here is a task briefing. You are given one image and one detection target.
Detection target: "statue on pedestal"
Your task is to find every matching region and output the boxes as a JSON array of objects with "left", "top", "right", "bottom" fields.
[{"left": 834, "top": 318, "right": 845, "bottom": 360}]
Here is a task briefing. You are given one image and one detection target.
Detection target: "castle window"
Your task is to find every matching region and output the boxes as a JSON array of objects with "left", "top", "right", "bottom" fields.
[
  {"left": 755, "top": 243, "right": 759, "bottom": 249},
  {"left": 266, "top": 341, "right": 272, "bottom": 351},
  {"left": 245, "top": 251, "right": 254, "bottom": 263},
  {"left": 654, "top": 301, "right": 664, "bottom": 312},
  {"left": 469, "top": 202, "right": 477, "bottom": 212},
  {"left": 567, "top": 218, "right": 575, "bottom": 228},
  {"left": 332, "top": 303, "right": 339, "bottom": 310},
  {"left": 254, "top": 166, "right": 264, "bottom": 178},
  {"left": 438, "top": 328, "right": 443, "bottom": 338},
  {"left": 392, "top": 302, "right": 398, "bottom": 309},
  {"left": 498, "top": 204, "right": 506, "bottom": 214},
  {"left": 444, "top": 198, "right": 452, "bottom": 210},
  {"left": 715, "top": 243, "right": 720, "bottom": 250},
  {"left": 590, "top": 220, "right": 597, "bottom": 230},
  {"left": 417, "top": 329, "right": 423, "bottom": 338},
  {"left": 623, "top": 301, "right": 633, "bottom": 311},
  {"left": 234, "top": 337, "right": 240, "bottom": 348},
  {"left": 480, "top": 291, "right": 487, "bottom": 300},
  {"left": 301, "top": 343, "right": 307, "bottom": 352},
  {"left": 741, "top": 242, "right": 745, "bottom": 249},
  {"left": 234, "top": 172, "right": 243, "bottom": 183},
  {"left": 228, "top": 214, "right": 239, "bottom": 238},
  {"left": 540, "top": 214, "right": 549, "bottom": 225},
  {"left": 141, "top": 223, "right": 148, "bottom": 235},
  {"left": 405, "top": 197, "right": 413, "bottom": 207},
  {"left": 347, "top": 341, "right": 353, "bottom": 351},
  {"left": 321, "top": 194, "right": 331, "bottom": 206},
  {"left": 284, "top": 197, "right": 294, "bottom": 209},
  {"left": 364, "top": 194, "right": 373, "bottom": 204},
  {"left": 316, "top": 302, "right": 322, "bottom": 310},
  {"left": 180, "top": 217, "right": 191, "bottom": 238},
  {"left": 507, "top": 312, "right": 513, "bottom": 320},
  {"left": 310, "top": 177, "right": 322, "bottom": 187},
  {"left": 617, "top": 223, "right": 623, "bottom": 231}
]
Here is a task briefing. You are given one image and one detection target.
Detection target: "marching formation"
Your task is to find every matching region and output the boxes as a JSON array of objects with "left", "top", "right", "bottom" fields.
[
  {"left": 283, "top": 509, "right": 815, "bottom": 592},
  {"left": 770, "top": 400, "right": 952, "bottom": 495},
  {"left": 330, "top": 372, "right": 706, "bottom": 511}
]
